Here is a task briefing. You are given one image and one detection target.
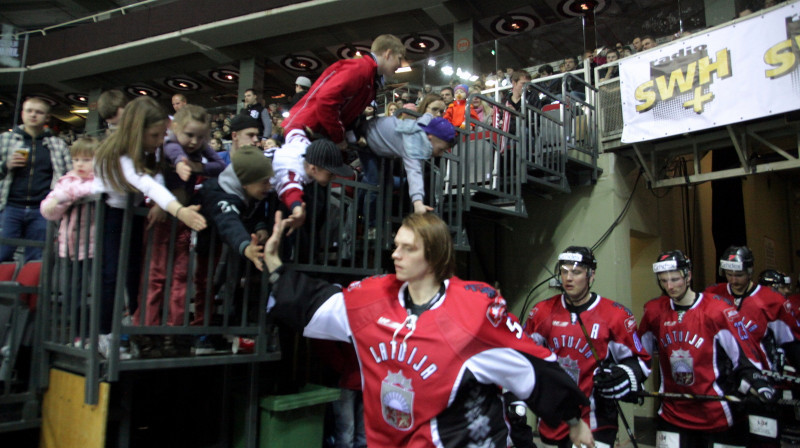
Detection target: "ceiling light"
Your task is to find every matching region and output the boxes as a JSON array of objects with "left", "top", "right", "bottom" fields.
[
  {"left": 428, "top": 59, "right": 436, "bottom": 67},
  {"left": 441, "top": 65, "right": 454, "bottom": 76},
  {"left": 395, "top": 67, "right": 412, "bottom": 73},
  {"left": 71, "top": 108, "right": 89, "bottom": 114}
]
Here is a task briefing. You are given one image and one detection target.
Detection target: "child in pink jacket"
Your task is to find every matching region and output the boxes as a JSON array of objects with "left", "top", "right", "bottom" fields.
[{"left": 40, "top": 137, "right": 98, "bottom": 260}]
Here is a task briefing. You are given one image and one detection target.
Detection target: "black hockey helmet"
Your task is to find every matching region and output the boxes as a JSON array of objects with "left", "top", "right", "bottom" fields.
[
  {"left": 556, "top": 246, "right": 597, "bottom": 274},
  {"left": 718, "top": 246, "right": 754, "bottom": 276},
  {"left": 653, "top": 250, "right": 692, "bottom": 277},
  {"left": 758, "top": 269, "right": 790, "bottom": 287}
]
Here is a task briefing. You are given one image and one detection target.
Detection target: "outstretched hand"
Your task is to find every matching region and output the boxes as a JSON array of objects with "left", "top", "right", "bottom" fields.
[
  {"left": 244, "top": 233, "right": 265, "bottom": 271},
  {"left": 264, "top": 210, "right": 291, "bottom": 273},
  {"left": 568, "top": 419, "right": 594, "bottom": 448},
  {"left": 177, "top": 204, "right": 207, "bottom": 231},
  {"left": 284, "top": 203, "right": 306, "bottom": 235}
]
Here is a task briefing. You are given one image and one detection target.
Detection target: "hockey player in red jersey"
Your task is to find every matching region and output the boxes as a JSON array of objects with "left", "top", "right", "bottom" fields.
[
  {"left": 262, "top": 213, "right": 595, "bottom": 448},
  {"left": 640, "top": 250, "right": 774, "bottom": 447},
  {"left": 704, "top": 246, "right": 800, "bottom": 446},
  {"left": 703, "top": 246, "right": 800, "bottom": 371},
  {"left": 521, "top": 246, "right": 650, "bottom": 448}
]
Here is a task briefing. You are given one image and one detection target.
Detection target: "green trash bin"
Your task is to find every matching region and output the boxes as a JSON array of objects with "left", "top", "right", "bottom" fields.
[{"left": 234, "top": 384, "right": 341, "bottom": 448}]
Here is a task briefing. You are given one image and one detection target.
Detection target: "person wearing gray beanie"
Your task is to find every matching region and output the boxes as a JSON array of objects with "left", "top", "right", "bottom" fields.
[{"left": 199, "top": 145, "right": 274, "bottom": 270}]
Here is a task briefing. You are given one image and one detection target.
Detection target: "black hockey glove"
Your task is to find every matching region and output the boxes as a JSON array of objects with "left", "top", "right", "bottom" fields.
[
  {"left": 503, "top": 391, "right": 529, "bottom": 427},
  {"left": 503, "top": 392, "right": 537, "bottom": 448},
  {"left": 739, "top": 370, "right": 777, "bottom": 404},
  {"left": 593, "top": 364, "right": 639, "bottom": 402}
]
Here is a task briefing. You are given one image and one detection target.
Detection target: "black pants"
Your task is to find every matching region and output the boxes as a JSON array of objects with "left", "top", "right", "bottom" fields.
[{"left": 100, "top": 208, "right": 144, "bottom": 334}]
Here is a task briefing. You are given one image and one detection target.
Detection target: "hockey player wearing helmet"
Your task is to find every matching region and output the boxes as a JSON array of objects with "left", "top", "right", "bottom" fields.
[
  {"left": 705, "top": 245, "right": 800, "bottom": 370},
  {"left": 517, "top": 246, "right": 651, "bottom": 448},
  {"left": 758, "top": 269, "right": 792, "bottom": 297},
  {"left": 705, "top": 245, "right": 800, "bottom": 446},
  {"left": 640, "top": 250, "right": 773, "bottom": 447}
]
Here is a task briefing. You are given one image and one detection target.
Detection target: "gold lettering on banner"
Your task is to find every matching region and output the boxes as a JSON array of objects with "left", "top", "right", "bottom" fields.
[
  {"left": 634, "top": 48, "right": 731, "bottom": 114},
  {"left": 764, "top": 35, "right": 800, "bottom": 79}
]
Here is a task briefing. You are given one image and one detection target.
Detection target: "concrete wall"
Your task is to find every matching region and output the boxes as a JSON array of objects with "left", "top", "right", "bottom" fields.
[
  {"left": 499, "top": 153, "right": 685, "bottom": 318},
  {"left": 743, "top": 172, "right": 795, "bottom": 277}
]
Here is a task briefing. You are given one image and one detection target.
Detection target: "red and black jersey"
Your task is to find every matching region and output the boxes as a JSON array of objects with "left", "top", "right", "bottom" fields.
[
  {"left": 523, "top": 293, "right": 650, "bottom": 442},
  {"left": 269, "top": 269, "right": 589, "bottom": 448},
  {"left": 639, "top": 292, "right": 761, "bottom": 432},
  {"left": 705, "top": 283, "right": 800, "bottom": 369}
]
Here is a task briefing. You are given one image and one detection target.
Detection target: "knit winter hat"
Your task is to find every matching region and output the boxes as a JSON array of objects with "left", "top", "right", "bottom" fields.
[
  {"left": 454, "top": 84, "right": 469, "bottom": 94},
  {"left": 295, "top": 76, "right": 312, "bottom": 88},
  {"left": 232, "top": 145, "right": 274, "bottom": 185}
]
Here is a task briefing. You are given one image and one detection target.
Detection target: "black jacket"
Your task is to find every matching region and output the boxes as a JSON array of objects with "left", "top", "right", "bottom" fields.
[{"left": 198, "top": 165, "right": 270, "bottom": 256}]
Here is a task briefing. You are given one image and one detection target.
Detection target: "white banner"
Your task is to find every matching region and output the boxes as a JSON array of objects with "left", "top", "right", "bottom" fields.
[{"left": 620, "top": 1, "right": 800, "bottom": 143}]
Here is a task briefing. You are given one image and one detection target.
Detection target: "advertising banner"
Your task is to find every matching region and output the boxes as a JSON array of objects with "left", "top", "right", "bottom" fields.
[{"left": 620, "top": 2, "right": 800, "bottom": 143}]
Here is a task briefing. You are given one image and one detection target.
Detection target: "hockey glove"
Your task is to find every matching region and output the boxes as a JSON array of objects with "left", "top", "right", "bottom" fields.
[
  {"left": 593, "top": 364, "right": 639, "bottom": 402},
  {"left": 738, "top": 370, "right": 777, "bottom": 404},
  {"left": 503, "top": 391, "right": 529, "bottom": 427},
  {"left": 502, "top": 392, "right": 537, "bottom": 448}
]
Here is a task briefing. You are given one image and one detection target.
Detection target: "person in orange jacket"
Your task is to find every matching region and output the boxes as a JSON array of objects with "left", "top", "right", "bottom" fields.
[{"left": 443, "top": 84, "right": 480, "bottom": 129}]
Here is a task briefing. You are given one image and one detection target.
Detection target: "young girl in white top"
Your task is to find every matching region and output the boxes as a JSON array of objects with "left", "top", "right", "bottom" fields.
[{"left": 93, "top": 96, "right": 206, "bottom": 338}]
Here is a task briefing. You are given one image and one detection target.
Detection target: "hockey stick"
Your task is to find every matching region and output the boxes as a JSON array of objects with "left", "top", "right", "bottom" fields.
[
  {"left": 762, "top": 370, "right": 800, "bottom": 385},
  {"left": 637, "top": 390, "right": 800, "bottom": 407},
  {"left": 574, "top": 312, "right": 639, "bottom": 448}
]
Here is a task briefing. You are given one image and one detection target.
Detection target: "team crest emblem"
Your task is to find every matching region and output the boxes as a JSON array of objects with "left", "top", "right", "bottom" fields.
[
  {"left": 381, "top": 371, "right": 414, "bottom": 430},
  {"left": 670, "top": 349, "right": 694, "bottom": 386},
  {"left": 486, "top": 297, "right": 507, "bottom": 327},
  {"left": 557, "top": 356, "right": 581, "bottom": 385}
]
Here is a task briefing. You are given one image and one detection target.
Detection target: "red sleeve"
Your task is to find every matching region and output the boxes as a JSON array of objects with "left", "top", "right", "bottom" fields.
[
  {"left": 443, "top": 104, "right": 455, "bottom": 123},
  {"left": 523, "top": 302, "right": 544, "bottom": 337},
  {"left": 714, "top": 301, "right": 766, "bottom": 367},
  {"left": 313, "top": 60, "right": 372, "bottom": 143},
  {"left": 278, "top": 171, "right": 305, "bottom": 210},
  {"left": 608, "top": 303, "right": 651, "bottom": 365}
]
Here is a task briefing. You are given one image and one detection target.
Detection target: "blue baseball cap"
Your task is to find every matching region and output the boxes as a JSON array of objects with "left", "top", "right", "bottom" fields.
[{"left": 419, "top": 117, "right": 456, "bottom": 145}]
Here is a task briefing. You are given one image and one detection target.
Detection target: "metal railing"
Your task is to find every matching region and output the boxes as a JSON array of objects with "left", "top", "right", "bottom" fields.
[
  {"left": 561, "top": 73, "right": 600, "bottom": 184},
  {"left": 37, "top": 195, "right": 280, "bottom": 406},
  {"left": 0, "top": 239, "right": 44, "bottom": 433},
  {"left": 461, "top": 94, "right": 526, "bottom": 217}
]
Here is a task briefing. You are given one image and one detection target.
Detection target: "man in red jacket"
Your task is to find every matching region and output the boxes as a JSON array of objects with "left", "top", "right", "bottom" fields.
[{"left": 274, "top": 34, "right": 405, "bottom": 230}]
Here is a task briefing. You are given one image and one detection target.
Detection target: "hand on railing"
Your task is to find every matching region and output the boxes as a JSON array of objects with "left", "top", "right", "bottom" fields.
[
  {"left": 244, "top": 233, "right": 265, "bottom": 271},
  {"left": 41, "top": 198, "right": 59, "bottom": 217},
  {"left": 176, "top": 160, "right": 193, "bottom": 182},
  {"left": 413, "top": 200, "right": 433, "bottom": 214}
]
